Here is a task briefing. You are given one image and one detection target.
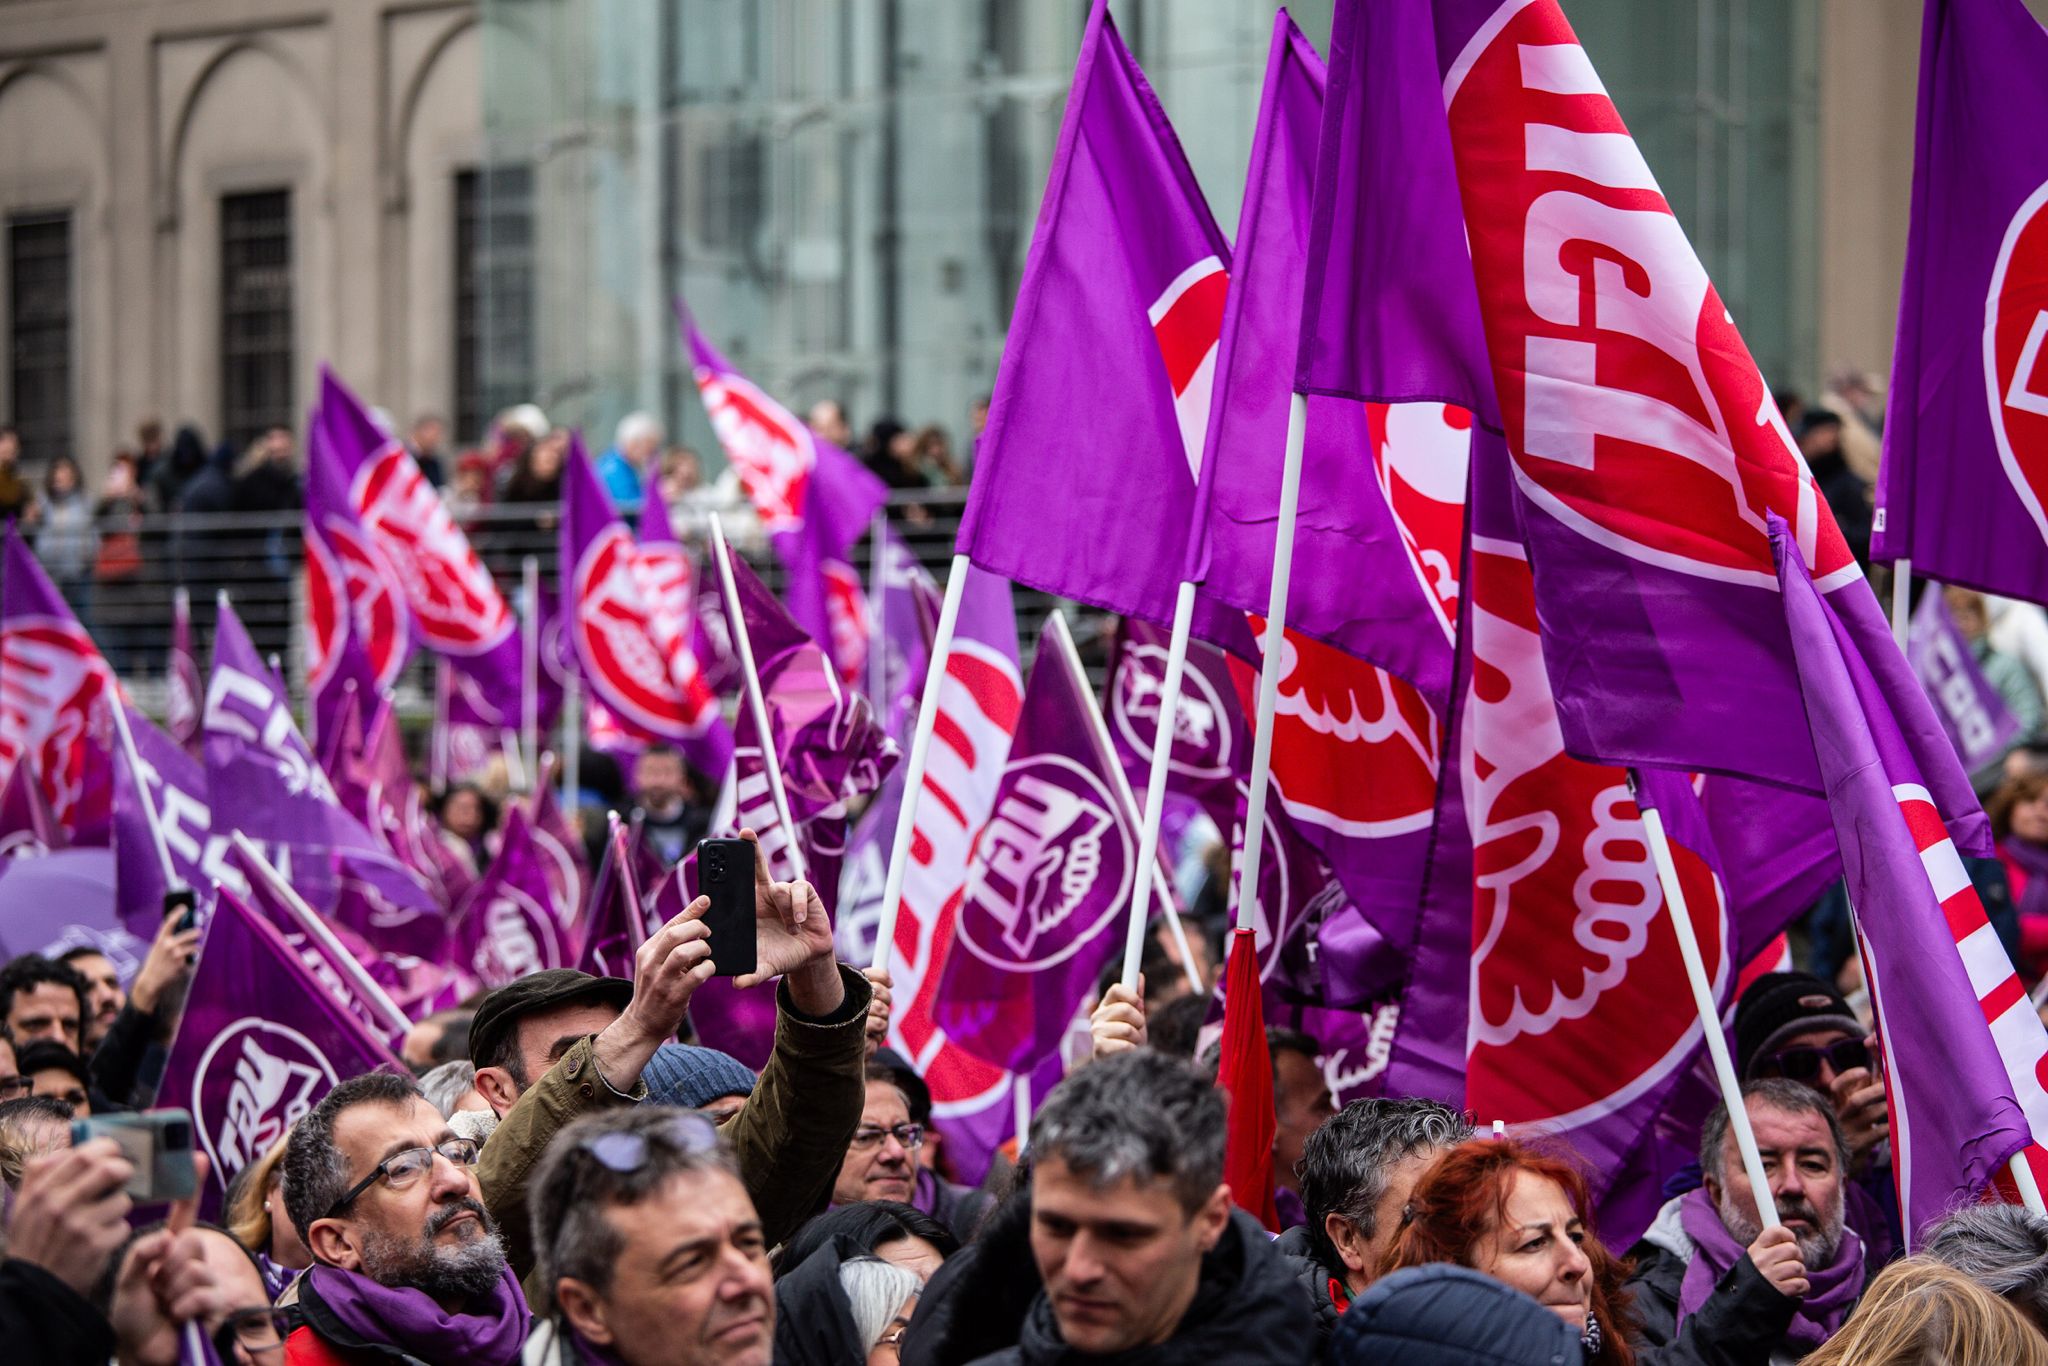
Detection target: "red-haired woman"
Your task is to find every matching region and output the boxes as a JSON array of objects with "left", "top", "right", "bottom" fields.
[{"left": 1379, "top": 1139, "right": 1637, "bottom": 1365}]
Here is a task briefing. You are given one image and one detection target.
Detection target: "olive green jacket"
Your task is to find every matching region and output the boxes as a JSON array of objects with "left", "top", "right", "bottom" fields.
[{"left": 476, "top": 965, "right": 871, "bottom": 1301}]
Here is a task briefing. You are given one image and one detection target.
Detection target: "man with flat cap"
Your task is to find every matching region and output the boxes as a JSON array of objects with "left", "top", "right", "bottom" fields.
[{"left": 467, "top": 830, "right": 872, "bottom": 1295}]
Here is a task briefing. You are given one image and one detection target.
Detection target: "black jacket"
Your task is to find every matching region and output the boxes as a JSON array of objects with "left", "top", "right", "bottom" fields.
[
  {"left": 1273, "top": 1223, "right": 1347, "bottom": 1359},
  {"left": 0, "top": 1258, "right": 115, "bottom": 1365},
  {"left": 1623, "top": 1208, "right": 1806, "bottom": 1366},
  {"left": 965, "top": 1209, "right": 1315, "bottom": 1366},
  {"left": 773, "top": 1237, "right": 870, "bottom": 1366},
  {"left": 1332, "top": 1263, "right": 1581, "bottom": 1366},
  {"left": 903, "top": 1188, "right": 1040, "bottom": 1366}
]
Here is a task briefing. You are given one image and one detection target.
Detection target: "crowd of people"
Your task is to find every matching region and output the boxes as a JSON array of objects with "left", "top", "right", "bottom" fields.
[{"left": 0, "top": 834, "right": 2045, "bottom": 1366}]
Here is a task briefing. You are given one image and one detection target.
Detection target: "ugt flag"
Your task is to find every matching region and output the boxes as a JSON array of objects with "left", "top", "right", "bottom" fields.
[
  {"left": 1778, "top": 518, "right": 2048, "bottom": 1239},
  {"left": 312, "top": 368, "right": 524, "bottom": 719},
  {"left": 1300, "top": 0, "right": 1976, "bottom": 835},
  {"left": 955, "top": 0, "right": 1244, "bottom": 644},
  {"left": 933, "top": 619, "right": 1136, "bottom": 1075},
  {"left": 0, "top": 525, "right": 115, "bottom": 837},
  {"left": 1876, "top": 0, "right": 2048, "bottom": 606},
  {"left": 157, "top": 886, "right": 403, "bottom": 1213},
  {"left": 683, "top": 314, "right": 885, "bottom": 679},
  {"left": 1909, "top": 587, "right": 2025, "bottom": 777}
]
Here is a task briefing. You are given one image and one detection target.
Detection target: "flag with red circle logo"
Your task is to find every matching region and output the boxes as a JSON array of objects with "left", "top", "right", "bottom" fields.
[
  {"left": 682, "top": 316, "right": 885, "bottom": 683},
  {"left": 561, "top": 434, "right": 734, "bottom": 779},
  {"left": 312, "top": 368, "right": 525, "bottom": 723},
  {"left": 1300, "top": 0, "right": 1984, "bottom": 847},
  {"left": 952, "top": 0, "right": 1247, "bottom": 650},
  {"left": 1877, "top": 0, "right": 2048, "bottom": 608},
  {"left": 1, "top": 526, "right": 115, "bottom": 840},
  {"left": 1777, "top": 517, "right": 2048, "bottom": 1242}
]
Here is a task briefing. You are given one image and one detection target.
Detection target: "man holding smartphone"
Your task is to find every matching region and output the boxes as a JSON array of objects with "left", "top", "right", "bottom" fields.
[{"left": 468, "top": 829, "right": 871, "bottom": 1300}]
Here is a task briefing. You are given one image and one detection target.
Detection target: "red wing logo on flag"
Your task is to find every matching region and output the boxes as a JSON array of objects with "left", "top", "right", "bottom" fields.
[
  {"left": 1987, "top": 182, "right": 2048, "bottom": 547},
  {"left": 1464, "top": 533, "right": 1727, "bottom": 1129},
  {"left": 572, "top": 526, "right": 708, "bottom": 736},
  {"left": 1149, "top": 256, "right": 1229, "bottom": 475},
  {"left": 304, "top": 521, "right": 409, "bottom": 691},
  {"left": 352, "top": 444, "right": 513, "bottom": 654},
  {"left": 1447, "top": 3, "right": 1850, "bottom": 587},
  {"left": 1368, "top": 402, "right": 1471, "bottom": 635},
  {"left": 1243, "top": 623, "right": 1440, "bottom": 838},
  {"left": 0, "top": 618, "right": 114, "bottom": 827},
  {"left": 626, "top": 540, "right": 719, "bottom": 729},
  {"left": 693, "top": 366, "right": 813, "bottom": 531}
]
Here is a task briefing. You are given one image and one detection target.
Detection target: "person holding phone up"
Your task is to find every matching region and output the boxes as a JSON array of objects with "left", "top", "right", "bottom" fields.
[{"left": 468, "top": 828, "right": 878, "bottom": 1302}]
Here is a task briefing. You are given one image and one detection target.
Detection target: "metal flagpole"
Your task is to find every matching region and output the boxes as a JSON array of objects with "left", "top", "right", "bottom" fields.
[
  {"left": 709, "top": 513, "right": 806, "bottom": 883},
  {"left": 1041, "top": 610, "right": 1202, "bottom": 995},
  {"left": 870, "top": 554, "right": 972, "bottom": 971},
  {"left": 1892, "top": 558, "right": 1913, "bottom": 649},
  {"left": 1631, "top": 771, "right": 1781, "bottom": 1229}
]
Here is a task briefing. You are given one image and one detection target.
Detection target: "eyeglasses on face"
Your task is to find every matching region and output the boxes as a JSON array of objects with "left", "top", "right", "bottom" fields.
[
  {"left": 325, "top": 1138, "right": 481, "bottom": 1218},
  {"left": 576, "top": 1110, "right": 721, "bottom": 1174},
  {"left": 848, "top": 1123, "right": 924, "bottom": 1152},
  {"left": 1758, "top": 1037, "right": 1870, "bottom": 1084},
  {"left": 214, "top": 1306, "right": 292, "bottom": 1357}
]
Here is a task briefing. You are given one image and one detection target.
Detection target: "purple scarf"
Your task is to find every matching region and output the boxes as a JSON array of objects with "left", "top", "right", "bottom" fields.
[
  {"left": 2004, "top": 836, "right": 2048, "bottom": 924},
  {"left": 306, "top": 1262, "right": 528, "bottom": 1366},
  {"left": 1675, "top": 1187, "right": 1863, "bottom": 1350}
]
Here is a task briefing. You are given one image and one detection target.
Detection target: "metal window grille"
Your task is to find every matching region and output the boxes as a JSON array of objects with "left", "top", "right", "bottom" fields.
[
  {"left": 8, "top": 211, "right": 72, "bottom": 468},
  {"left": 220, "top": 189, "right": 294, "bottom": 451},
  {"left": 454, "top": 164, "right": 536, "bottom": 443}
]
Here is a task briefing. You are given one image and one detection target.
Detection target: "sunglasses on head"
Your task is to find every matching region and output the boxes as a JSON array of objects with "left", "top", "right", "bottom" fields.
[
  {"left": 577, "top": 1110, "right": 721, "bottom": 1175},
  {"left": 1757, "top": 1037, "right": 1870, "bottom": 1084}
]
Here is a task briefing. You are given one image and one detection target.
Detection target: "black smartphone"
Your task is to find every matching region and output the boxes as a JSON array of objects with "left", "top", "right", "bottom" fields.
[
  {"left": 696, "top": 837, "right": 758, "bottom": 978},
  {"left": 163, "top": 888, "right": 197, "bottom": 934}
]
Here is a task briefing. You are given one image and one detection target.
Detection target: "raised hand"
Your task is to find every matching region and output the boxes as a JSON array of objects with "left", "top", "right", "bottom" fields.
[
  {"left": 1090, "top": 978, "right": 1148, "bottom": 1060},
  {"left": 1747, "top": 1224, "right": 1810, "bottom": 1301}
]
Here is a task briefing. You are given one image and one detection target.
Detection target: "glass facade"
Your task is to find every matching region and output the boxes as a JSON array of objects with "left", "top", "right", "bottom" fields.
[{"left": 474, "top": 0, "right": 1816, "bottom": 470}]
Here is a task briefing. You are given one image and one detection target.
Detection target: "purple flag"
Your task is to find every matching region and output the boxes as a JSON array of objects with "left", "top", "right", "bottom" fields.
[
  {"left": 231, "top": 844, "right": 409, "bottom": 1049},
  {"left": 450, "top": 807, "right": 574, "bottom": 989},
  {"left": 684, "top": 316, "right": 887, "bottom": 679},
  {"left": 931, "top": 624, "right": 1136, "bottom": 1073},
  {"left": 1186, "top": 13, "right": 1460, "bottom": 709},
  {"left": 872, "top": 524, "right": 941, "bottom": 744},
  {"left": 1911, "top": 583, "right": 2027, "bottom": 775},
  {"left": 635, "top": 465, "right": 726, "bottom": 725},
  {"left": 530, "top": 757, "right": 590, "bottom": 923},
  {"left": 168, "top": 588, "right": 201, "bottom": 755},
  {"left": 561, "top": 436, "right": 733, "bottom": 777},
  {"left": 0, "top": 754, "right": 64, "bottom": 857},
  {"left": 1876, "top": 0, "right": 2048, "bottom": 604},
  {"left": 953, "top": 2, "right": 1248, "bottom": 643},
  {"left": 314, "top": 369, "right": 524, "bottom": 718},
  {"left": 1296, "top": 0, "right": 1984, "bottom": 839},
  {"left": 1, "top": 525, "right": 116, "bottom": 839},
  {"left": 574, "top": 819, "right": 643, "bottom": 981},
  {"left": 157, "top": 886, "right": 404, "bottom": 1214},
  {"left": 113, "top": 703, "right": 244, "bottom": 934},
  {"left": 1777, "top": 518, "right": 2048, "bottom": 1239},
  {"left": 0, "top": 847, "right": 139, "bottom": 969}
]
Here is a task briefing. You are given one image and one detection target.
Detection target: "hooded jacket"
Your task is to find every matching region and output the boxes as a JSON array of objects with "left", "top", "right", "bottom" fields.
[
  {"left": 1273, "top": 1222, "right": 1349, "bottom": 1359},
  {"left": 964, "top": 1208, "right": 1315, "bottom": 1366},
  {"left": 773, "top": 1236, "right": 872, "bottom": 1366},
  {"left": 1330, "top": 1264, "right": 1580, "bottom": 1366}
]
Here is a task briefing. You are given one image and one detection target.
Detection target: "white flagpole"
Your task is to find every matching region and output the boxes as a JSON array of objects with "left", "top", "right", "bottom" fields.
[
  {"left": 562, "top": 677, "right": 582, "bottom": 822},
  {"left": 1892, "top": 558, "right": 1912, "bottom": 649},
  {"left": 2009, "top": 1152, "right": 2048, "bottom": 1217},
  {"left": 1041, "top": 610, "right": 1201, "bottom": 995},
  {"left": 522, "top": 555, "right": 541, "bottom": 791},
  {"left": 871, "top": 553, "right": 971, "bottom": 971},
  {"left": 709, "top": 513, "right": 807, "bottom": 883},
  {"left": 1235, "top": 393, "right": 1309, "bottom": 936},
  {"left": 868, "top": 512, "right": 888, "bottom": 719},
  {"left": 107, "top": 696, "right": 181, "bottom": 891},
  {"left": 229, "top": 831, "right": 415, "bottom": 1039},
  {"left": 429, "top": 656, "right": 451, "bottom": 796},
  {"left": 1013, "top": 1072, "right": 1032, "bottom": 1154},
  {"left": 1630, "top": 771, "right": 1780, "bottom": 1229},
  {"left": 1118, "top": 582, "right": 1198, "bottom": 990}
]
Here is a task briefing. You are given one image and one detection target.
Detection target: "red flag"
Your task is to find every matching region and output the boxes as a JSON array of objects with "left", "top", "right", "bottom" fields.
[{"left": 1215, "top": 926, "right": 1278, "bottom": 1230}]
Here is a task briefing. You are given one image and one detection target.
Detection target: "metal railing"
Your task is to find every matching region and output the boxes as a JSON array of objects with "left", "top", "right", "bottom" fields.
[{"left": 19, "top": 487, "right": 1091, "bottom": 724}]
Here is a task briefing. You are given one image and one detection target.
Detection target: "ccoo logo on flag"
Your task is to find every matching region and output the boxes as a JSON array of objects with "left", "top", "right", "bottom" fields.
[
  {"left": 956, "top": 757, "right": 1130, "bottom": 973},
  {"left": 352, "top": 445, "right": 513, "bottom": 655},
  {"left": 194, "top": 1020, "right": 339, "bottom": 1185}
]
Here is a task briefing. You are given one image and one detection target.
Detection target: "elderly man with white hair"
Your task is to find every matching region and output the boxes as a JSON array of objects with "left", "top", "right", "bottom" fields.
[{"left": 598, "top": 411, "right": 664, "bottom": 510}]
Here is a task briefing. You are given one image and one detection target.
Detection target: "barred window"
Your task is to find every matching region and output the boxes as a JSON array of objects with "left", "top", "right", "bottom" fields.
[
  {"left": 220, "top": 189, "right": 294, "bottom": 452},
  {"left": 454, "top": 164, "right": 536, "bottom": 443},
  {"left": 8, "top": 212, "right": 72, "bottom": 468}
]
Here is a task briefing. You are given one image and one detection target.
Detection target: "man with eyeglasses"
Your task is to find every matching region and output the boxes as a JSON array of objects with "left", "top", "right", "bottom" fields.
[
  {"left": 1732, "top": 970, "right": 1902, "bottom": 1263},
  {"left": 279, "top": 1071, "right": 529, "bottom": 1366},
  {"left": 832, "top": 1064, "right": 926, "bottom": 1208},
  {"left": 529, "top": 1106, "right": 773, "bottom": 1366}
]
